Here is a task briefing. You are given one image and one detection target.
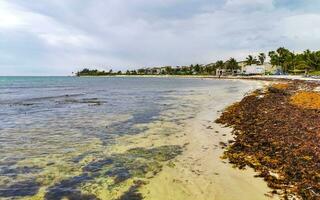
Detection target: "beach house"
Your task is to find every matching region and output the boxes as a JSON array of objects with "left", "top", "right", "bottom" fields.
[{"left": 241, "top": 63, "right": 282, "bottom": 75}]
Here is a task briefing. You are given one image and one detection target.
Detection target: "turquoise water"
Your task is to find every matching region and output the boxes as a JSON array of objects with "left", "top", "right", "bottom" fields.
[{"left": 0, "top": 77, "right": 247, "bottom": 200}]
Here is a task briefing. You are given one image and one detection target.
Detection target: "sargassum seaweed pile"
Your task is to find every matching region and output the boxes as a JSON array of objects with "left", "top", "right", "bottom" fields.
[{"left": 216, "top": 80, "right": 320, "bottom": 200}]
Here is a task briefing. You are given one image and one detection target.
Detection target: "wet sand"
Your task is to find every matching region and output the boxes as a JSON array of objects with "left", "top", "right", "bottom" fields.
[
  {"left": 112, "top": 80, "right": 277, "bottom": 200},
  {"left": 141, "top": 81, "right": 276, "bottom": 200}
]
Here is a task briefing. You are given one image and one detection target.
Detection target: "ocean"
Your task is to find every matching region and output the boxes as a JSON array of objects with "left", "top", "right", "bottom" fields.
[{"left": 0, "top": 77, "right": 258, "bottom": 200}]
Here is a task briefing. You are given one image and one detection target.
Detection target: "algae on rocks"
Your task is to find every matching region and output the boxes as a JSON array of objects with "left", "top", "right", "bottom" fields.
[{"left": 26, "top": 145, "right": 183, "bottom": 200}]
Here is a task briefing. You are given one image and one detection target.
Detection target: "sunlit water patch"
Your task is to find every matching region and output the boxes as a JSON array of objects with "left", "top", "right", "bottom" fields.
[{"left": 0, "top": 77, "right": 252, "bottom": 200}]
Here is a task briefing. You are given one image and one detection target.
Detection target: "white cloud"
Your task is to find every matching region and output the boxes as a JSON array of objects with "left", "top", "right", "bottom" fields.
[
  {"left": 225, "top": 0, "right": 274, "bottom": 9},
  {"left": 0, "top": 1, "right": 25, "bottom": 28},
  {"left": 0, "top": 1, "right": 95, "bottom": 48},
  {"left": 1, "top": 0, "right": 320, "bottom": 75},
  {"left": 282, "top": 14, "right": 320, "bottom": 40}
]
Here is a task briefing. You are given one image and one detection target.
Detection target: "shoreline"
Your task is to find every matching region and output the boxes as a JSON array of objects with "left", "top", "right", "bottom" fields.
[
  {"left": 77, "top": 74, "right": 320, "bottom": 82},
  {"left": 88, "top": 79, "right": 276, "bottom": 200},
  {"left": 216, "top": 80, "right": 320, "bottom": 199},
  {"left": 119, "top": 79, "right": 278, "bottom": 200},
  {"left": 3, "top": 77, "right": 318, "bottom": 200}
]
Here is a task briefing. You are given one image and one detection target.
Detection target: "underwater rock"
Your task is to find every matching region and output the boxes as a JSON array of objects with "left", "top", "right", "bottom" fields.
[
  {"left": 0, "top": 165, "right": 42, "bottom": 177},
  {"left": 104, "top": 168, "right": 131, "bottom": 184},
  {"left": 0, "top": 180, "right": 40, "bottom": 197},
  {"left": 83, "top": 158, "right": 113, "bottom": 172},
  {"left": 45, "top": 174, "right": 97, "bottom": 200}
]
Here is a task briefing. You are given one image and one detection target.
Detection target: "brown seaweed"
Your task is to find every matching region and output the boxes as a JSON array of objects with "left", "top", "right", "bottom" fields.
[{"left": 216, "top": 80, "right": 320, "bottom": 200}]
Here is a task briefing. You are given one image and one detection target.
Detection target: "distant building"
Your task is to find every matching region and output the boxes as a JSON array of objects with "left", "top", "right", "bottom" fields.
[
  {"left": 242, "top": 64, "right": 265, "bottom": 75},
  {"left": 238, "top": 61, "right": 247, "bottom": 70},
  {"left": 216, "top": 68, "right": 240, "bottom": 76},
  {"left": 153, "top": 68, "right": 161, "bottom": 74},
  {"left": 264, "top": 63, "right": 282, "bottom": 75},
  {"left": 241, "top": 63, "right": 282, "bottom": 75}
]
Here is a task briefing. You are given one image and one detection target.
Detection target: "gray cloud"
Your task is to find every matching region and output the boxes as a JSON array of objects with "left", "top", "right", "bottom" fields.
[{"left": 1, "top": 0, "right": 320, "bottom": 75}]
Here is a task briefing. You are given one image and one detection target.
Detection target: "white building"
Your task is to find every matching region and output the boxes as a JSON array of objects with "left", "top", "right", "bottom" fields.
[
  {"left": 242, "top": 63, "right": 282, "bottom": 75},
  {"left": 242, "top": 64, "right": 265, "bottom": 75}
]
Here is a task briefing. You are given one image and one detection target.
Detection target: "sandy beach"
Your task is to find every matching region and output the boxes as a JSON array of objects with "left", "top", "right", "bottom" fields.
[
  {"left": 103, "top": 79, "right": 277, "bottom": 200},
  {"left": 141, "top": 82, "right": 274, "bottom": 200},
  {"left": 1, "top": 78, "right": 285, "bottom": 200}
]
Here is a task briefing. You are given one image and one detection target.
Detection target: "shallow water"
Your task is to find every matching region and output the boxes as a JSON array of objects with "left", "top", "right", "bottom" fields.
[{"left": 0, "top": 77, "right": 255, "bottom": 200}]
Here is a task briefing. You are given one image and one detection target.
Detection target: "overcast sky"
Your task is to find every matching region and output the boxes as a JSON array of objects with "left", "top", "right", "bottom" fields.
[{"left": 1, "top": 0, "right": 320, "bottom": 75}]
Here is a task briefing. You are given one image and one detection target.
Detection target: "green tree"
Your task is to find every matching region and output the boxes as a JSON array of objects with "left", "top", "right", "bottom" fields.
[
  {"left": 138, "top": 68, "right": 146, "bottom": 74},
  {"left": 268, "top": 47, "right": 292, "bottom": 73},
  {"left": 296, "top": 60, "right": 311, "bottom": 75},
  {"left": 268, "top": 51, "right": 280, "bottom": 66},
  {"left": 194, "top": 64, "right": 201, "bottom": 74},
  {"left": 302, "top": 50, "right": 320, "bottom": 71},
  {"left": 258, "top": 53, "right": 266, "bottom": 65},
  {"left": 165, "top": 66, "right": 173, "bottom": 75},
  {"left": 245, "top": 55, "right": 258, "bottom": 65},
  {"left": 277, "top": 47, "right": 291, "bottom": 72},
  {"left": 225, "top": 58, "right": 239, "bottom": 70},
  {"left": 205, "top": 64, "right": 215, "bottom": 75},
  {"left": 216, "top": 60, "right": 224, "bottom": 69}
]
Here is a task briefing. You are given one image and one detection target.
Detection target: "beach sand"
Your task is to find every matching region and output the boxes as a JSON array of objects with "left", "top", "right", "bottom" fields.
[
  {"left": 140, "top": 80, "right": 276, "bottom": 200},
  {"left": 112, "top": 80, "right": 277, "bottom": 200}
]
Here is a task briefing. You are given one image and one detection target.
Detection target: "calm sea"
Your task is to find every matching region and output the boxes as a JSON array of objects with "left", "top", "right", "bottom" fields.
[{"left": 0, "top": 77, "right": 250, "bottom": 199}]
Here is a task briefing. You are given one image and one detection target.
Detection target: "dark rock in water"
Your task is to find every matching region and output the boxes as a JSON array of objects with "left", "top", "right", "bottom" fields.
[
  {"left": 0, "top": 180, "right": 40, "bottom": 197},
  {"left": 105, "top": 168, "right": 131, "bottom": 184},
  {"left": 45, "top": 174, "right": 96, "bottom": 200},
  {"left": 0, "top": 166, "right": 42, "bottom": 177},
  {"left": 83, "top": 158, "right": 113, "bottom": 172},
  {"left": 45, "top": 190, "right": 99, "bottom": 200}
]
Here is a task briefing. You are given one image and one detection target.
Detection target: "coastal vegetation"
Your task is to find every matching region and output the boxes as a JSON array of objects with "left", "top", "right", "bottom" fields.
[
  {"left": 216, "top": 80, "right": 320, "bottom": 199},
  {"left": 76, "top": 48, "right": 320, "bottom": 76}
]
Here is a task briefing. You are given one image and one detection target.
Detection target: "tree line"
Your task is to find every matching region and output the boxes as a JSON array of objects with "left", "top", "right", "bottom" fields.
[{"left": 76, "top": 47, "right": 320, "bottom": 76}]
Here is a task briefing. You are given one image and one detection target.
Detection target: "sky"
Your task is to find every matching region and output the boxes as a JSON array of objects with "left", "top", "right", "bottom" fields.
[{"left": 1, "top": 0, "right": 320, "bottom": 76}]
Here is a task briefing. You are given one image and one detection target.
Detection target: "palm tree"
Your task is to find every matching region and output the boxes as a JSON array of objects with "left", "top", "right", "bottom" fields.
[
  {"left": 296, "top": 60, "right": 311, "bottom": 75},
  {"left": 268, "top": 51, "right": 280, "bottom": 66},
  {"left": 226, "top": 58, "right": 239, "bottom": 70},
  {"left": 302, "top": 50, "right": 320, "bottom": 71},
  {"left": 277, "top": 47, "right": 291, "bottom": 72},
  {"left": 245, "top": 55, "right": 258, "bottom": 65},
  {"left": 216, "top": 60, "right": 224, "bottom": 69},
  {"left": 165, "top": 66, "right": 173, "bottom": 75},
  {"left": 194, "top": 64, "right": 201, "bottom": 74},
  {"left": 258, "top": 53, "right": 266, "bottom": 65}
]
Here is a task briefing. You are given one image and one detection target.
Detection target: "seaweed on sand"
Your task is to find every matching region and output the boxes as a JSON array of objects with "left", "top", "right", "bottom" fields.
[
  {"left": 44, "top": 145, "right": 182, "bottom": 200},
  {"left": 216, "top": 81, "right": 320, "bottom": 200}
]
